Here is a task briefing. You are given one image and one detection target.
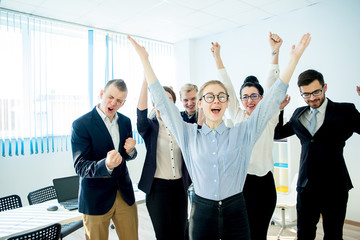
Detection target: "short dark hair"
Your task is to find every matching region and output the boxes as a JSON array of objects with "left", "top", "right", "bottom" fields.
[
  {"left": 297, "top": 69, "right": 325, "bottom": 87},
  {"left": 104, "top": 79, "right": 128, "bottom": 93},
  {"left": 240, "top": 75, "right": 264, "bottom": 96},
  {"left": 163, "top": 86, "right": 176, "bottom": 103}
]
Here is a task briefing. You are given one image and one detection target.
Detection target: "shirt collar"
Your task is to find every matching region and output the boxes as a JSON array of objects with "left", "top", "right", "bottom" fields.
[
  {"left": 96, "top": 105, "right": 118, "bottom": 123},
  {"left": 309, "top": 97, "right": 328, "bottom": 115},
  {"left": 201, "top": 121, "right": 227, "bottom": 135},
  {"left": 185, "top": 111, "right": 196, "bottom": 119}
]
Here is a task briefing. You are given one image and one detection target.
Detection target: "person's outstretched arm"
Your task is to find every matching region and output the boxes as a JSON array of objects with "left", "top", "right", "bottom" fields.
[
  {"left": 211, "top": 42, "right": 244, "bottom": 122},
  {"left": 128, "top": 36, "right": 157, "bottom": 85},
  {"left": 266, "top": 32, "right": 283, "bottom": 90},
  {"left": 279, "top": 33, "right": 311, "bottom": 84},
  {"left": 137, "top": 77, "right": 148, "bottom": 111}
]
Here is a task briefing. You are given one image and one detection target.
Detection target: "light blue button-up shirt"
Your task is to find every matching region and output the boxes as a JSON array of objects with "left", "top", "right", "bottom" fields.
[{"left": 148, "top": 79, "right": 288, "bottom": 201}]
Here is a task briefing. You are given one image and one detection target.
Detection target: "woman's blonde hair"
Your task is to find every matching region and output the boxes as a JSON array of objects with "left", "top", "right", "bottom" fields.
[{"left": 198, "top": 80, "right": 228, "bottom": 100}]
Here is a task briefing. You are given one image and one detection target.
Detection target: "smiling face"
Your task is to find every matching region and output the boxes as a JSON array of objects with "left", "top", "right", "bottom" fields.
[
  {"left": 241, "top": 86, "right": 263, "bottom": 116},
  {"left": 181, "top": 90, "right": 197, "bottom": 115},
  {"left": 198, "top": 83, "right": 228, "bottom": 129},
  {"left": 300, "top": 80, "right": 327, "bottom": 109},
  {"left": 99, "top": 83, "right": 127, "bottom": 122}
]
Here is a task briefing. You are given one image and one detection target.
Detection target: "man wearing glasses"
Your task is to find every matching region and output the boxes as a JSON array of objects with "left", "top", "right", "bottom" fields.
[{"left": 274, "top": 69, "right": 360, "bottom": 240}]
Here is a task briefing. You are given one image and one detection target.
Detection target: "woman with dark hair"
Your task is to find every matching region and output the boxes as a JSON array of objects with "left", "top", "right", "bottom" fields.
[
  {"left": 211, "top": 33, "right": 290, "bottom": 240},
  {"left": 137, "top": 79, "right": 190, "bottom": 240}
]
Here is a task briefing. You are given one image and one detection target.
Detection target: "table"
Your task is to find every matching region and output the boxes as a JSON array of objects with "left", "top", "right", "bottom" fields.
[
  {"left": 0, "top": 185, "right": 146, "bottom": 239},
  {"left": 0, "top": 199, "right": 81, "bottom": 239}
]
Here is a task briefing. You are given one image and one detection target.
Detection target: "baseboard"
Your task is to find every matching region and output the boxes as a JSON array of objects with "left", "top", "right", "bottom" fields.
[{"left": 345, "top": 219, "right": 360, "bottom": 227}]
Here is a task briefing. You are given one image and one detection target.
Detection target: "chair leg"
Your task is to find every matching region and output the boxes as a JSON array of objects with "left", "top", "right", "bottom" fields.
[{"left": 277, "top": 208, "right": 286, "bottom": 240}]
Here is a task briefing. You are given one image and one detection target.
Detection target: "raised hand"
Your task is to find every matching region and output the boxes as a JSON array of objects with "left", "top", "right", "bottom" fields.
[
  {"left": 279, "top": 33, "right": 311, "bottom": 84},
  {"left": 128, "top": 35, "right": 148, "bottom": 60},
  {"left": 210, "top": 42, "right": 221, "bottom": 58},
  {"left": 269, "top": 32, "right": 283, "bottom": 53},
  {"left": 211, "top": 42, "right": 224, "bottom": 69},
  {"left": 105, "top": 149, "right": 122, "bottom": 169},
  {"left": 290, "top": 33, "right": 311, "bottom": 61},
  {"left": 124, "top": 137, "right": 136, "bottom": 154},
  {"left": 128, "top": 35, "right": 157, "bottom": 84},
  {"left": 280, "top": 94, "right": 291, "bottom": 110}
]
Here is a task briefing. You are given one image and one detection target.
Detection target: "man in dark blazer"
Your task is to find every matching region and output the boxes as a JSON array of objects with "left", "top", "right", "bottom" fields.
[
  {"left": 275, "top": 69, "right": 360, "bottom": 240},
  {"left": 71, "top": 79, "right": 138, "bottom": 240}
]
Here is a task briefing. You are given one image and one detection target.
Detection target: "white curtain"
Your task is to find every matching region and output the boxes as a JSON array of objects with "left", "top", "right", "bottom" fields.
[{"left": 0, "top": 10, "right": 175, "bottom": 156}]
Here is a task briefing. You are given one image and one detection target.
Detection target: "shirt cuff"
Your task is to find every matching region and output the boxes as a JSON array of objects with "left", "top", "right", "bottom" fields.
[
  {"left": 106, "top": 164, "right": 113, "bottom": 175},
  {"left": 128, "top": 148, "right": 136, "bottom": 158}
]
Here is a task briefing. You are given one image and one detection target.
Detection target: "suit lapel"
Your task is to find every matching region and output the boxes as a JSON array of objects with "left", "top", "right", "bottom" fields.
[
  {"left": 295, "top": 106, "right": 311, "bottom": 135},
  {"left": 314, "top": 98, "right": 333, "bottom": 135}
]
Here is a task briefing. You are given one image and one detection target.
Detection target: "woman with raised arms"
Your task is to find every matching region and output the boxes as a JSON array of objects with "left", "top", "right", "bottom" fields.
[{"left": 128, "top": 33, "right": 310, "bottom": 240}]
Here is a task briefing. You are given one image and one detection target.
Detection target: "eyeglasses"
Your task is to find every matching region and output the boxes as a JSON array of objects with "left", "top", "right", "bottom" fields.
[
  {"left": 300, "top": 88, "right": 323, "bottom": 99},
  {"left": 202, "top": 93, "right": 229, "bottom": 103},
  {"left": 241, "top": 94, "right": 262, "bottom": 102}
]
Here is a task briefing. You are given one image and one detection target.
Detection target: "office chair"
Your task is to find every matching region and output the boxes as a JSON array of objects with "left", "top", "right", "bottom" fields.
[
  {"left": 27, "top": 186, "right": 57, "bottom": 205},
  {"left": 7, "top": 222, "right": 61, "bottom": 240},
  {"left": 0, "top": 194, "right": 22, "bottom": 212},
  {"left": 272, "top": 173, "right": 298, "bottom": 240},
  {"left": 27, "top": 186, "right": 83, "bottom": 239}
]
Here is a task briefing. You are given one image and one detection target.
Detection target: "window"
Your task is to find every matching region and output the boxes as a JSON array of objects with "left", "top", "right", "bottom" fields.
[{"left": 0, "top": 10, "right": 175, "bottom": 156}]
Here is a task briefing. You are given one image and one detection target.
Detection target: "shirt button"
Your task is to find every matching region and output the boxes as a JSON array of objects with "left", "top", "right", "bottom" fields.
[
  {"left": 213, "top": 164, "right": 216, "bottom": 168},
  {"left": 214, "top": 179, "right": 217, "bottom": 182},
  {"left": 214, "top": 194, "right": 218, "bottom": 197},
  {"left": 212, "top": 139, "right": 215, "bottom": 143},
  {"left": 212, "top": 152, "right": 216, "bottom": 155}
]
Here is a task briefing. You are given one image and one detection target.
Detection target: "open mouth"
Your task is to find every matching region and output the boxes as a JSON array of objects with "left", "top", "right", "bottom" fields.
[
  {"left": 211, "top": 107, "right": 221, "bottom": 114},
  {"left": 108, "top": 107, "right": 114, "bottom": 112}
]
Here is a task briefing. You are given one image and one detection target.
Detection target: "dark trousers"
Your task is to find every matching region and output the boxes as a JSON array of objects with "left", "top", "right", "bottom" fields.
[
  {"left": 297, "top": 186, "right": 349, "bottom": 240},
  {"left": 146, "top": 178, "right": 188, "bottom": 240},
  {"left": 243, "top": 171, "right": 277, "bottom": 240},
  {"left": 189, "top": 192, "right": 250, "bottom": 240}
]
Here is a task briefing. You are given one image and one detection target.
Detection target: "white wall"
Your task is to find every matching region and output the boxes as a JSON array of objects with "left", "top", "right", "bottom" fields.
[{"left": 174, "top": 0, "right": 360, "bottom": 222}]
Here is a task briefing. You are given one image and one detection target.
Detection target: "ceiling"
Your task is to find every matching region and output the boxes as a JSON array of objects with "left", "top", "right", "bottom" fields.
[{"left": 0, "top": 0, "right": 323, "bottom": 43}]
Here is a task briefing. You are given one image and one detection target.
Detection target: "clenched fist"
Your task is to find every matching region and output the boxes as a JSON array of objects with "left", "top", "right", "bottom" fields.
[
  {"left": 105, "top": 150, "right": 122, "bottom": 170},
  {"left": 124, "top": 137, "right": 136, "bottom": 154}
]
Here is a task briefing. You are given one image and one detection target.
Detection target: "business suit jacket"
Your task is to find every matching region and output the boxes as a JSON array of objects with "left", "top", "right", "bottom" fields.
[
  {"left": 136, "top": 108, "right": 191, "bottom": 195},
  {"left": 71, "top": 107, "right": 137, "bottom": 215},
  {"left": 275, "top": 98, "right": 360, "bottom": 191}
]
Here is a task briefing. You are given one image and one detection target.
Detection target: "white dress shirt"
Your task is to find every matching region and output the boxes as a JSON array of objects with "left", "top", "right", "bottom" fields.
[{"left": 154, "top": 113, "right": 182, "bottom": 180}]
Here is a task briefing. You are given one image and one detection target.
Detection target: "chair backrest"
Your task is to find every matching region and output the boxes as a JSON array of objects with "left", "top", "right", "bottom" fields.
[
  {"left": 27, "top": 186, "right": 58, "bottom": 205},
  {"left": 7, "top": 223, "right": 61, "bottom": 240},
  {"left": 0, "top": 194, "right": 22, "bottom": 212}
]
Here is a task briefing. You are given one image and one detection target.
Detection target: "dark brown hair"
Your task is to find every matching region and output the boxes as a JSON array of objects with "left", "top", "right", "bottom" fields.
[{"left": 297, "top": 69, "right": 325, "bottom": 87}]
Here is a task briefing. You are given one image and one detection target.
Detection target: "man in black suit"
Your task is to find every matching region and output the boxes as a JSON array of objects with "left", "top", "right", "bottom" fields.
[
  {"left": 71, "top": 79, "right": 138, "bottom": 240},
  {"left": 275, "top": 69, "right": 360, "bottom": 240}
]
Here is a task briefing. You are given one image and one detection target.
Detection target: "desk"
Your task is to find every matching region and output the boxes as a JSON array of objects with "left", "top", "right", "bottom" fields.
[
  {"left": 0, "top": 185, "right": 146, "bottom": 239},
  {"left": 0, "top": 199, "right": 81, "bottom": 239}
]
